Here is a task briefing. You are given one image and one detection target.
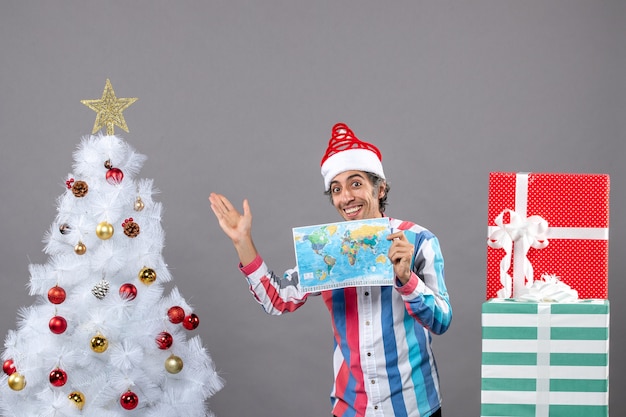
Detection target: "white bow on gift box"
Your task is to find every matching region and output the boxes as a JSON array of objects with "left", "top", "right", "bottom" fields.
[{"left": 488, "top": 209, "right": 549, "bottom": 298}]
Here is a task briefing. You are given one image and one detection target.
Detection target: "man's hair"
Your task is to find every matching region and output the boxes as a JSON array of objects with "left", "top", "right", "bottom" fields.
[{"left": 324, "top": 172, "right": 390, "bottom": 213}]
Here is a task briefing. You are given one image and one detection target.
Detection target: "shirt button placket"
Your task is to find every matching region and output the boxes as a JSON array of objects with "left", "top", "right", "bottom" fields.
[{"left": 360, "top": 287, "right": 382, "bottom": 415}]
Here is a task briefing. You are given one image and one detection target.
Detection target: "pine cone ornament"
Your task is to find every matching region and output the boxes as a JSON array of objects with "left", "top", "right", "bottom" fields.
[
  {"left": 122, "top": 218, "right": 140, "bottom": 238},
  {"left": 71, "top": 180, "right": 89, "bottom": 197},
  {"left": 91, "top": 279, "right": 110, "bottom": 300}
]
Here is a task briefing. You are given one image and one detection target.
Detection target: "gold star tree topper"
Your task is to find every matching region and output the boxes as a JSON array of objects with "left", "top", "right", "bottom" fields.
[{"left": 81, "top": 79, "right": 138, "bottom": 135}]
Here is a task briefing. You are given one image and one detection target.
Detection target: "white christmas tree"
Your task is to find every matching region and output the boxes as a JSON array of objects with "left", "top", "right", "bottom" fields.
[{"left": 0, "top": 80, "right": 223, "bottom": 417}]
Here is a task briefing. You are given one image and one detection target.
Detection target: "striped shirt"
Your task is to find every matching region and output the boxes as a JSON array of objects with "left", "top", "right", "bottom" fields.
[{"left": 239, "top": 218, "right": 452, "bottom": 417}]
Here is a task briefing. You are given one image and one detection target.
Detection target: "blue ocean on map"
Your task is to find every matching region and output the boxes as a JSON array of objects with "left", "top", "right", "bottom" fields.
[{"left": 292, "top": 217, "right": 395, "bottom": 292}]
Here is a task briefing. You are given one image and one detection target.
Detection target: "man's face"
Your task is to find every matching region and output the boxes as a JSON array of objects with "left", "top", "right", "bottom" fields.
[{"left": 329, "top": 170, "right": 385, "bottom": 221}]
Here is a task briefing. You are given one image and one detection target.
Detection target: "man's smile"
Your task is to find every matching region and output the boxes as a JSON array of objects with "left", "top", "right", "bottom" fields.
[{"left": 343, "top": 205, "right": 362, "bottom": 217}]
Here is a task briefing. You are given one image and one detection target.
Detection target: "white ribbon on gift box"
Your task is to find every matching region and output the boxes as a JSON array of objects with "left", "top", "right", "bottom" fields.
[
  {"left": 487, "top": 172, "right": 609, "bottom": 298},
  {"left": 519, "top": 276, "right": 578, "bottom": 417},
  {"left": 536, "top": 303, "right": 551, "bottom": 417}
]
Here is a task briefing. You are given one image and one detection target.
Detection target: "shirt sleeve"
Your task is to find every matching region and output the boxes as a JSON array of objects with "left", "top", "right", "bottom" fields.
[
  {"left": 394, "top": 232, "right": 452, "bottom": 335},
  {"left": 239, "top": 254, "right": 309, "bottom": 315}
]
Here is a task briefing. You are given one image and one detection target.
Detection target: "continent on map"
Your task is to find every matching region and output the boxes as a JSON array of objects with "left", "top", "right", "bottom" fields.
[
  {"left": 304, "top": 225, "right": 337, "bottom": 254},
  {"left": 323, "top": 254, "right": 336, "bottom": 274},
  {"left": 339, "top": 223, "right": 387, "bottom": 265}
]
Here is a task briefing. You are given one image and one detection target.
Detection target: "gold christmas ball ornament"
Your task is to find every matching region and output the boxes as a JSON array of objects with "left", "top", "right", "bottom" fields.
[
  {"left": 138, "top": 267, "right": 157, "bottom": 285},
  {"left": 68, "top": 391, "right": 85, "bottom": 410},
  {"left": 8, "top": 372, "right": 26, "bottom": 391},
  {"left": 96, "top": 221, "right": 114, "bottom": 240},
  {"left": 164, "top": 354, "right": 184, "bottom": 374},
  {"left": 90, "top": 334, "right": 109, "bottom": 353},
  {"left": 134, "top": 196, "right": 145, "bottom": 211},
  {"left": 74, "top": 241, "right": 87, "bottom": 255}
]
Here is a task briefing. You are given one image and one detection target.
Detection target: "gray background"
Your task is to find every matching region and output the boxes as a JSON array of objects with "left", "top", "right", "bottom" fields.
[{"left": 1, "top": 1, "right": 624, "bottom": 416}]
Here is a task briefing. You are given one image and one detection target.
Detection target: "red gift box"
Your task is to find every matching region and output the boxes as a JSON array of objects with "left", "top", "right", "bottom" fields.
[{"left": 486, "top": 172, "right": 610, "bottom": 300}]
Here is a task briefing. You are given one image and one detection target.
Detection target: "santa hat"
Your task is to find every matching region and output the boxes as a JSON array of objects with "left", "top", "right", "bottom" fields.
[{"left": 320, "top": 123, "right": 385, "bottom": 191}]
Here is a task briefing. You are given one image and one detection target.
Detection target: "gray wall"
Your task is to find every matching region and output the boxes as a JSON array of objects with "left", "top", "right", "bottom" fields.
[{"left": 1, "top": 1, "right": 624, "bottom": 416}]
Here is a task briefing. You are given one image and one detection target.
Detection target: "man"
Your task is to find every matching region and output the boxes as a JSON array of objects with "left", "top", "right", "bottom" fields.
[{"left": 209, "top": 123, "right": 452, "bottom": 417}]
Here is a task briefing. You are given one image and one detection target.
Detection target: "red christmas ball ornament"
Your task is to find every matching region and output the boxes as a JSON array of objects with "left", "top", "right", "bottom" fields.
[
  {"left": 49, "top": 316, "right": 68, "bottom": 334},
  {"left": 119, "top": 283, "right": 138, "bottom": 300},
  {"left": 120, "top": 390, "right": 139, "bottom": 410},
  {"left": 155, "top": 332, "right": 173, "bottom": 350},
  {"left": 49, "top": 368, "right": 67, "bottom": 387},
  {"left": 106, "top": 168, "right": 124, "bottom": 185},
  {"left": 48, "top": 286, "right": 66, "bottom": 304},
  {"left": 182, "top": 313, "right": 200, "bottom": 330},
  {"left": 167, "top": 306, "right": 185, "bottom": 324},
  {"left": 3, "top": 359, "right": 16, "bottom": 375}
]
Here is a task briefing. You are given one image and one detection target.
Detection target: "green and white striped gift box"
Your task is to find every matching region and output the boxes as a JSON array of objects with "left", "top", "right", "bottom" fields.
[{"left": 481, "top": 299, "right": 609, "bottom": 417}]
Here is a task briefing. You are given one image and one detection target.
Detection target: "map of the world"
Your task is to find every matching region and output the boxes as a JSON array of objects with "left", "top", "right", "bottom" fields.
[{"left": 292, "top": 217, "right": 394, "bottom": 292}]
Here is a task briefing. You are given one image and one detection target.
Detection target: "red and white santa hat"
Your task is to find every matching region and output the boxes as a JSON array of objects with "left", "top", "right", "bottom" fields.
[{"left": 320, "top": 123, "right": 385, "bottom": 191}]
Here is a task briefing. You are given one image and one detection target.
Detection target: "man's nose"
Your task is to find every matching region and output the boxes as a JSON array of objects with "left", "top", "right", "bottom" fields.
[{"left": 340, "top": 188, "right": 355, "bottom": 202}]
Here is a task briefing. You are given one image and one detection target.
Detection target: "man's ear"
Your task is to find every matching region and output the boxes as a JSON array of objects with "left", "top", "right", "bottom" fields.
[{"left": 378, "top": 183, "right": 386, "bottom": 199}]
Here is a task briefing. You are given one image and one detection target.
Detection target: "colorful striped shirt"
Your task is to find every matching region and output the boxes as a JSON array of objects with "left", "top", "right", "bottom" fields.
[{"left": 239, "top": 218, "right": 452, "bottom": 417}]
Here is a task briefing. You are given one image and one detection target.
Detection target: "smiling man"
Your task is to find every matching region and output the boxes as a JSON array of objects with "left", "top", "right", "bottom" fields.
[{"left": 209, "top": 123, "right": 452, "bottom": 417}]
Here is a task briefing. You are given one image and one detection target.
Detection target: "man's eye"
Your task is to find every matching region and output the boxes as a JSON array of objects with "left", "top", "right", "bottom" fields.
[
  {"left": 352, "top": 181, "right": 361, "bottom": 187},
  {"left": 332, "top": 187, "right": 341, "bottom": 193}
]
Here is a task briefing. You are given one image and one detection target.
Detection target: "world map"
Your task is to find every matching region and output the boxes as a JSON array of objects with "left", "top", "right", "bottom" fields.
[{"left": 292, "top": 218, "right": 394, "bottom": 292}]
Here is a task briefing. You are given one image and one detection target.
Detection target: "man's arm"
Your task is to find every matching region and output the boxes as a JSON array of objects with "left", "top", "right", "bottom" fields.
[
  {"left": 209, "top": 192, "right": 309, "bottom": 315},
  {"left": 388, "top": 223, "right": 452, "bottom": 335}
]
